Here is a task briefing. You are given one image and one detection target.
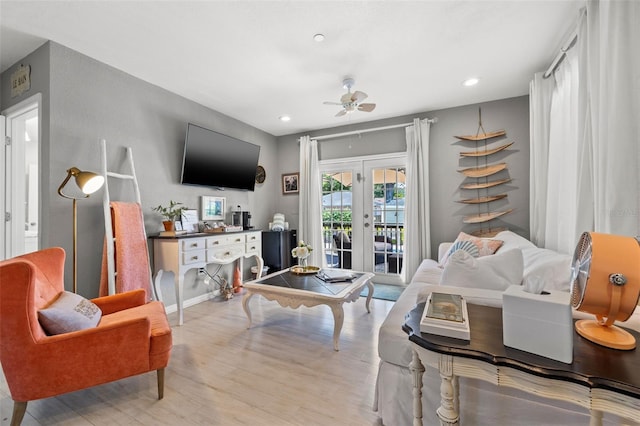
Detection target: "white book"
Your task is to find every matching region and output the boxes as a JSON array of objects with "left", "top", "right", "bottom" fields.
[
  {"left": 159, "top": 230, "right": 187, "bottom": 237},
  {"left": 317, "top": 269, "right": 356, "bottom": 282},
  {"left": 420, "top": 292, "right": 470, "bottom": 341}
]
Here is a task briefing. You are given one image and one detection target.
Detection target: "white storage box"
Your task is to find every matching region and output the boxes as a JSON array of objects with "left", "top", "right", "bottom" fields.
[{"left": 502, "top": 285, "right": 573, "bottom": 363}]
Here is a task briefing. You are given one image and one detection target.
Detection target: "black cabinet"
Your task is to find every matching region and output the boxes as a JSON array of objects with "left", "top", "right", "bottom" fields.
[{"left": 261, "top": 230, "right": 297, "bottom": 272}]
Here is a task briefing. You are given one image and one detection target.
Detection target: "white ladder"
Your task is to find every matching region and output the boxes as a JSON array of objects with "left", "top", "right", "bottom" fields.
[{"left": 99, "top": 139, "right": 157, "bottom": 299}]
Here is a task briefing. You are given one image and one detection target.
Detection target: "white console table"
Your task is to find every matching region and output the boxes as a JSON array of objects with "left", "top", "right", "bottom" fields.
[{"left": 151, "top": 230, "right": 263, "bottom": 325}]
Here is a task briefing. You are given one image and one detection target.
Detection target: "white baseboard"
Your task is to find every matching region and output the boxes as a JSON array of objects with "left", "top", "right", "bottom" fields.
[{"left": 162, "top": 289, "right": 221, "bottom": 314}]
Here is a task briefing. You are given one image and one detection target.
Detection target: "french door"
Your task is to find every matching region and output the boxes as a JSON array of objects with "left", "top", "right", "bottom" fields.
[{"left": 321, "top": 154, "right": 406, "bottom": 284}]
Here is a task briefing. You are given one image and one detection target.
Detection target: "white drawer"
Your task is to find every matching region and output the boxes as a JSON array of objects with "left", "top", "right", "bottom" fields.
[
  {"left": 182, "top": 249, "right": 206, "bottom": 265},
  {"left": 206, "top": 234, "right": 245, "bottom": 248},
  {"left": 245, "top": 232, "right": 261, "bottom": 244},
  {"left": 181, "top": 238, "right": 205, "bottom": 251},
  {"left": 245, "top": 242, "right": 261, "bottom": 254},
  {"left": 225, "top": 234, "right": 245, "bottom": 246},
  {"left": 207, "top": 244, "right": 245, "bottom": 262},
  {"left": 206, "top": 236, "right": 225, "bottom": 248}
]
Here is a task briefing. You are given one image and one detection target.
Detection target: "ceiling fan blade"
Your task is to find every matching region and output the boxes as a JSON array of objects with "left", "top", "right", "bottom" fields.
[
  {"left": 358, "top": 103, "right": 376, "bottom": 112},
  {"left": 335, "top": 109, "right": 348, "bottom": 117},
  {"left": 323, "top": 101, "right": 342, "bottom": 106},
  {"left": 351, "top": 90, "right": 368, "bottom": 103},
  {"left": 340, "top": 92, "right": 353, "bottom": 103}
]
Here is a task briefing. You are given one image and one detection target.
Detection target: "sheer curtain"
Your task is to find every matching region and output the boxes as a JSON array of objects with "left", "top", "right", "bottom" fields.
[
  {"left": 530, "top": 1, "right": 640, "bottom": 252},
  {"left": 544, "top": 47, "right": 581, "bottom": 254},
  {"left": 528, "top": 73, "right": 555, "bottom": 247},
  {"left": 403, "top": 118, "right": 431, "bottom": 282},
  {"left": 298, "top": 136, "right": 326, "bottom": 267},
  {"left": 585, "top": 0, "right": 640, "bottom": 236}
]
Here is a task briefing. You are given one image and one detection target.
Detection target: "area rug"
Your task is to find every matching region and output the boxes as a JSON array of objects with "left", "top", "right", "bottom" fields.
[{"left": 360, "top": 283, "right": 405, "bottom": 302}]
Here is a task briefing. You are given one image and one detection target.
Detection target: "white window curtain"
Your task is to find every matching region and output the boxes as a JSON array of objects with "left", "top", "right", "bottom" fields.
[
  {"left": 298, "top": 136, "right": 326, "bottom": 267},
  {"left": 403, "top": 118, "right": 431, "bottom": 282},
  {"left": 529, "top": 72, "right": 555, "bottom": 247},
  {"left": 530, "top": 1, "right": 640, "bottom": 252},
  {"left": 544, "top": 47, "right": 582, "bottom": 254},
  {"left": 585, "top": 0, "right": 640, "bottom": 236}
]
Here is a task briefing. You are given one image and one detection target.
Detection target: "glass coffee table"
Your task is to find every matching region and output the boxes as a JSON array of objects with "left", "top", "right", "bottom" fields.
[{"left": 242, "top": 268, "right": 374, "bottom": 351}]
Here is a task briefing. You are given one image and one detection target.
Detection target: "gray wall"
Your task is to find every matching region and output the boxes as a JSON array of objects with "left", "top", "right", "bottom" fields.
[
  {"left": 2, "top": 42, "right": 278, "bottom": 299},
  {"left": 2, "top": 40, "right": 529, "bottom": 298},
  {"left": 276, "top": 96, "right": 530, "bottom": 256}
]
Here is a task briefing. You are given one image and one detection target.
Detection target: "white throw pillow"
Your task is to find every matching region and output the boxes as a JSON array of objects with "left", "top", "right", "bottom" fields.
[
  {"left": 523, "top": 249, "right": 572, "bottom": 292},
  {"left": 494, "top": 230, "right": 537, "bottom": 252},
  {"left": 440, "top": 248, "right": 524, "bottom": 291},
  {"left": 38, "top": 291, "right": 102, "bottom": 335}
]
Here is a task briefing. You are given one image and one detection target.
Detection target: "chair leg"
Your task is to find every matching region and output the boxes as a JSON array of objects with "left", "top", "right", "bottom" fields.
[
  {"left": 157, "top": 368, "right": 165, "bottom": 400},
  {"left": 11, "top": 401, "right": 27, "bottom": 426}
]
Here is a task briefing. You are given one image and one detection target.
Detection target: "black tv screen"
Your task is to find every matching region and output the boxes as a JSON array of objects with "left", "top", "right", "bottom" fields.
[{"left": 180, "top": 123, "right": 261, "bottom": 191}]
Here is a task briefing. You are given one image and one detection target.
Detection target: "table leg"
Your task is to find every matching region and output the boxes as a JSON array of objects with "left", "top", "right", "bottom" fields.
[
  {"left": 589, "top": 410, "right": 603, "bottom": 426},
  {"left": 410, "top": 350, "right": 426, "bottom": 426},
  {"left": 175, "top": 274, "right": 184, "bottom": 326},
  {"left": 242, "top": 291, "right": 254, "bottom": 328},
  {"left": 364, "top": 280, "right": 374, "bottom": 313},
  {"left": 437, "top": 354, "right": 459, "bottom": 426},
  {"left": 329, "top": 302, "right": 345, "bottom": 351}
]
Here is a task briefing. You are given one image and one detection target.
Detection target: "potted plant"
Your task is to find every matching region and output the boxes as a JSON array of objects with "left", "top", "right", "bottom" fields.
[{"left": 153, "top": 200, "right": 187, "bottom": 231}]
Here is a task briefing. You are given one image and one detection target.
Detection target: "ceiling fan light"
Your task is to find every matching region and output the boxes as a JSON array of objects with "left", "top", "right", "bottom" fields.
[{"left": 342, "top": 77, "right": 355, "bottom": 90}]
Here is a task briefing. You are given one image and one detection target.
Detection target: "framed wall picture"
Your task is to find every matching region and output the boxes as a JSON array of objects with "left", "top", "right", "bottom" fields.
[
  {"left": 282, "top": 172, "right": 300, "bottom": 194},
  {"left": 201, "top": 196, "right": 225, "bottom": 221}
]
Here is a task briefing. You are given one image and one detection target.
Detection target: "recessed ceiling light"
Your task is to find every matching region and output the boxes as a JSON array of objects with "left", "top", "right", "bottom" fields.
[
  {"left": 313, "top": 33, "right": 325, "bottom": 42},
  {"left": 463, "top": 78, "right": 479, "bottom": 87},
  {"left": 279, "top": 115, "right": 291, "bottom": 122}
]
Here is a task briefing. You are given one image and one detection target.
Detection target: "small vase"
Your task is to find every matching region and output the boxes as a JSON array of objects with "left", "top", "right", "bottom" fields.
[
  {"left": 298, "top": 257, "right": 308, "bottom": 269},
  {"left": 163, "top": 221, "right": 175, "bottom": 232}
]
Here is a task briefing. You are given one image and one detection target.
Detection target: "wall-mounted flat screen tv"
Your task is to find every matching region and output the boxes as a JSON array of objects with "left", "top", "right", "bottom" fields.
[{"left": 180, "top": 123, "right": 261, "bottom": 191}]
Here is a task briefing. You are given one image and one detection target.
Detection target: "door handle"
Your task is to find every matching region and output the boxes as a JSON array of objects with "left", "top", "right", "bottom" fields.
[
  {"left": 364, "top": 223, "right": 370, "bottom": 228},
  {"left": 364, "top": 214, "right": 369, "bottom": 219}
]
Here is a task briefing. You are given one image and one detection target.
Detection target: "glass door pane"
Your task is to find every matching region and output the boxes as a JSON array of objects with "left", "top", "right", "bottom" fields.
[
  {"left": 366, "top": 162, "right": 406, "bottom": 283},
  {"left": 322, "top": 170, "right": 354, "bottom": 270}
]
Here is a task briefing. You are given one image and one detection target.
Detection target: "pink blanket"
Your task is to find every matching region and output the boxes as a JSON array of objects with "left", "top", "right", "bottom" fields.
[{"left": 100, "top": 202, "right": 152, "bottom": 300}]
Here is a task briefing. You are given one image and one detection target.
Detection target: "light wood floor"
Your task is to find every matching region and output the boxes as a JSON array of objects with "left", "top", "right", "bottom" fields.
[{"left": 1, "top": 293, "right": 394, "bottom": 425}]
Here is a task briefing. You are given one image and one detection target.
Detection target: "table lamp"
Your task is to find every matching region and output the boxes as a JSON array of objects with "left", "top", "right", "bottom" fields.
[{"left": 57, "top": 167, "right": 105, "bottom": 293}]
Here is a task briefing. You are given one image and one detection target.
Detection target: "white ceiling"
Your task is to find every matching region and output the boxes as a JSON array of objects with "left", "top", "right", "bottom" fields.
[{"left": 0, "top": 0, "right": 583, "bottom": 136}]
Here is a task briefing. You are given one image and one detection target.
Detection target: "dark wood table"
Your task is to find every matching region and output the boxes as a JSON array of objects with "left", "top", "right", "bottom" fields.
[{"left": 404, "top": 302, "right": 640, "bottom": 425}]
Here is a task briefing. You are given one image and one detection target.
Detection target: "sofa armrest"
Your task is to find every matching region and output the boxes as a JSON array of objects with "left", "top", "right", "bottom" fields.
[
  {"left": 438, "top": 242, "right": 452, "bottom": 263},
  {"left": 91, "top": 289, "right": 147, "bottom": 315}
]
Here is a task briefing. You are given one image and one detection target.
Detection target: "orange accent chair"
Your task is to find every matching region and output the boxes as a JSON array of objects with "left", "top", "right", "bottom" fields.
[{"left": 0, "top": 247, "right": 172, "bottom": 425}]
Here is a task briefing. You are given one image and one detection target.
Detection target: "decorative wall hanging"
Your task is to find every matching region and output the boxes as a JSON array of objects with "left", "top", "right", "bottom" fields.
[{"left": 455, "top": 108, "right": 514, "bottom": 237}]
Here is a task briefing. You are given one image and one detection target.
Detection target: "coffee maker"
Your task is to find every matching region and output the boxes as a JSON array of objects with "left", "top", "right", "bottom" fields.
[{"left": 232, "top": 211, "right": 252, "bottom": 230}]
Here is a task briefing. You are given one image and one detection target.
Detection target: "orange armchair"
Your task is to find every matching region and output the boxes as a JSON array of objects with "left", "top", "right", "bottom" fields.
[{"left": 0, "top": 247, "right": 172, "bottom": 425}]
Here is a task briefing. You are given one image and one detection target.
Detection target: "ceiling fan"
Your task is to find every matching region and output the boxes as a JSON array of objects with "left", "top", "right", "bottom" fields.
[{"left": 323, "top": 78, "right": 376, "bottom": 117}]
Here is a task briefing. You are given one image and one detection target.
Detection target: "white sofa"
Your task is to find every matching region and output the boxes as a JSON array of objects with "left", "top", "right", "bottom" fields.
[{"left": 373, "top": 230, "right": 640, "bottom": 426}]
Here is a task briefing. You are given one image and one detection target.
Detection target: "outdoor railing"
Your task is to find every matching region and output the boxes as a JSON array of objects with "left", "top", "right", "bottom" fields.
[{"left": 322, "top": 224, "right": 404, "bottom": 253}]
